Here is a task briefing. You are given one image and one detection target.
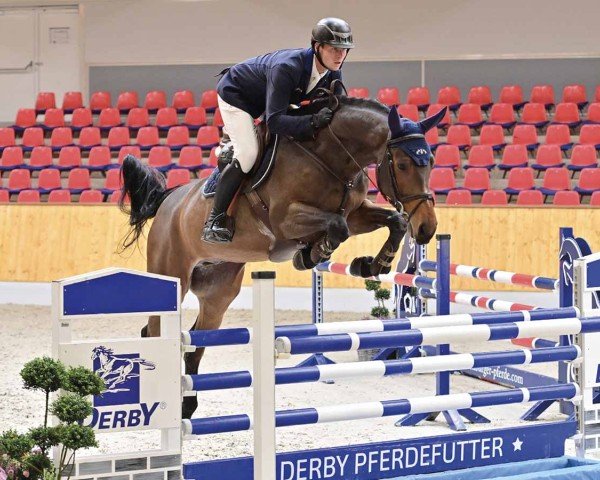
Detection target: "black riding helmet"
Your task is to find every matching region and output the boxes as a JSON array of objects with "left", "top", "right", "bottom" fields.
[{"left": 311, "top": 17, "right": 354, "bottom": 50}]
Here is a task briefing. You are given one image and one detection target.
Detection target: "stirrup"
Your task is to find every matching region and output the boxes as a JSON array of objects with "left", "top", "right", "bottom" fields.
[{"left": 202, "top": 212, "right": 235, "bottom": 243}]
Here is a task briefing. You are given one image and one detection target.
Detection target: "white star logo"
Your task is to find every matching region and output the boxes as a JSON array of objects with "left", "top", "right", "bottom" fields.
[{"left": 513, "top": 437, "right": 523, "bottom": 451}]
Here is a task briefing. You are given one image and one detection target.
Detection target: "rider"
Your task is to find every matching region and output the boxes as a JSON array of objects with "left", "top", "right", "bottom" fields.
[{"left": 202, "top": 17, "right": 355, "bottom": 243}]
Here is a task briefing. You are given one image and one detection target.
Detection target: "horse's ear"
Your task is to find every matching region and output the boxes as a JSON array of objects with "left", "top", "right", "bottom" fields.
[
  {"left": 419, "top": 106, "right": 447, "bottom": 132},
  {"left": 388, "top": 107, "right": 402, "bottom": 137}
]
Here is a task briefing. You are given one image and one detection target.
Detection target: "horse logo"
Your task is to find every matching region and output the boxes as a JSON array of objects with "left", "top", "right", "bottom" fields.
[{"left": 91, "top": 346, "right": 155, "bottom": 394}]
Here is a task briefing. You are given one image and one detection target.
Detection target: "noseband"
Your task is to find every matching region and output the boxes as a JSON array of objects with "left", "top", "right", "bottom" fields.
[{"left": 379, "top": 133, "right": 435, "bottom": 222}]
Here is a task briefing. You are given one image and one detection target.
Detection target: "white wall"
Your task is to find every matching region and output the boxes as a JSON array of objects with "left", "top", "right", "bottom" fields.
[{"left": 82, "top": 0, "right": 600, "bottom": 65}]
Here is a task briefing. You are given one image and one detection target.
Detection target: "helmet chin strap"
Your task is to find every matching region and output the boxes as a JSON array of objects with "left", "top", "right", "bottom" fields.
[{"left": 314, "top": 43, "right": 350, "bottom": 72}]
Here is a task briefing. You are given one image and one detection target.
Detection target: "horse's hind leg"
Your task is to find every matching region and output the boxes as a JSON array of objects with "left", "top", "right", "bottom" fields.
[{"left": 183, "top": 261, "right": 246, "bottom": 419}]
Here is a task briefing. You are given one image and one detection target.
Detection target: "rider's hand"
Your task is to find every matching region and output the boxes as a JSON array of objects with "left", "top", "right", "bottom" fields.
[{"left": 310, "top": 107, "right": 333, "bottom": 130}]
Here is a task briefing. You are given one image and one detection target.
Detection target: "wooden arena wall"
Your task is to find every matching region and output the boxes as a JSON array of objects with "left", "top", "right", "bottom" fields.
[{"left": 1, "top": 205, "right": 598, "bottom": 290}]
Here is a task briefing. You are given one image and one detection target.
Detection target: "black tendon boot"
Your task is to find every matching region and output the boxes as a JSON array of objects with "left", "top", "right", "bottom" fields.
[{"left": 202, "top": 159, "right": 247, "bottom": 243}]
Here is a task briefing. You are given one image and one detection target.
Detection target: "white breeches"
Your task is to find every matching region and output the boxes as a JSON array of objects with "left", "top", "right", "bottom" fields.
[{"left": 217, "top": 95, "right": 259, "bottom": 173}]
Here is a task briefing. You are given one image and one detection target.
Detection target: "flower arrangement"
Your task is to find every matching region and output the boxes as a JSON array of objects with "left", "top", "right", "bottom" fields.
[{"left": 0, "top": 357, "right": 105, "bottom": 480}]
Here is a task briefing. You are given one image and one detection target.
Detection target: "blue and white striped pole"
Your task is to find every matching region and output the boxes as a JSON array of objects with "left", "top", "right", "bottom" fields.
[
  {"left": 182, "top": 383, "right": 580, "bottom": 436},
  {"left": 275, "top": 317, "right": 600, "bottom": 355}
]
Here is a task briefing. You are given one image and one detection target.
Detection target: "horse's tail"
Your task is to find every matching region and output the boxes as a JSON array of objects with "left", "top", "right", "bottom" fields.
[
  {"left": 137, "top": 359, "right": 156, "bottom": 370},
  {"left": 119, "top": 155, "right": 172, "bottom": 250}
]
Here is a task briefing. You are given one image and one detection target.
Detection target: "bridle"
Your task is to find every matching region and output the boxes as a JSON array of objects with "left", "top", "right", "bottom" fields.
[{"left": 379, "top": 133, "right": 435, "bottom": 222}]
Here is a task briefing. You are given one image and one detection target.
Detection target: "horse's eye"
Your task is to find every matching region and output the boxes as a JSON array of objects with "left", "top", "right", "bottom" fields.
[{"left": 396, "top": 162, "right": 408, "bottom": 171}]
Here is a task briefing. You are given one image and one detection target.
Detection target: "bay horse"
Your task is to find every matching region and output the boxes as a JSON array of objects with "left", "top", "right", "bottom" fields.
[{"left": 119, "top": 95, "right": 446, "bottom": 418}]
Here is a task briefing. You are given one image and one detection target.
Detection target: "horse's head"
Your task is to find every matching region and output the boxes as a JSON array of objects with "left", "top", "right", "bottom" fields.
[
  {"left": 377, "top": 106, "right": 447, "bottom": 244},
  {"left": 91, "top": 346, "right": 111, "bottom": 360}
]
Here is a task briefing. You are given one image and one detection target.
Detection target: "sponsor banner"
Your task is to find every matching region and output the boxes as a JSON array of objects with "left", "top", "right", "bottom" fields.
[
  {"left": 58, "top": 338, "right": 180, "bottom": 432},
  {"left": 184, "top": 421, "right": 575, "bottom": 480}
]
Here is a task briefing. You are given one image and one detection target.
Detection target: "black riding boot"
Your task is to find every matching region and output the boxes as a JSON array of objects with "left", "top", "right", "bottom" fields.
[{"left": 202, "top": 159, "right": 247, "bottom": 243}]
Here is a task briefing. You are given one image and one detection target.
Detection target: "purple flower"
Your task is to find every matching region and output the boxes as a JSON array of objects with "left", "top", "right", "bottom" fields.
[
  {"left": 0, "top": 467, "right": 7, "bottom": 480},
  {"left": 22, "top": 471, "right": 29, "bottom": 479},
  {"left": 6, "top": 467, "right": 14, "bottom": 478}
]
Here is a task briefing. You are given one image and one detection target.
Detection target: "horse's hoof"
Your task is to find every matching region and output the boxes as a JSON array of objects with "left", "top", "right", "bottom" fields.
[
  {"left": 292, "top": 247, "right": 316, "bottom": 271},
  {"left": 349, "top": 256, "right": 374, "bottom": 278}
]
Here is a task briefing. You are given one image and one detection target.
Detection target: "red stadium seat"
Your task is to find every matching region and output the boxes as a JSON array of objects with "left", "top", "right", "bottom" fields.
[
  {"left": 568, "top": 145, "right": 598, "bottom": 172},
  {"left": 199, "top": 168, "right": 215, "bottom": 180},
  {"left": 553, "top": 191, "right": 580, "bottom": 206},
  {"left": 155, "top": 107, "right": 179, "bottom": 130},
  {"left": 488, "top": 103, "right": 516, "bottom": 129},
  {"left": 424, "top": 127, "right": 440, "bottom": 149},
  {"left": 467, "top": 86, "right": 493, "bottom": 110},
  {"left": 465, "top": 145, "right": 495, "bottom": 170},
  {"left": 37, "top": 168, "right": 62, "bottom": 193},
  {"left": 595, "top": 86, "right": 600, "bottom": 103},
  {"left": 348, "top": 87, "right": 369, "bottom": 99},
  {"left": 144, "top": 90, "right": 167, "bottom": 111},
  {"left": 78, "top": 127, "right": 102, "bottom": 151},
  {"left": 445, "top": 189, "right": 472, "bottom": 205},
  {"left": 27, "top": 146, "right": 53, "bottom": 171},
  {"left": 433, "top": 145, "right": 460, "bottom": 169},
  {"left": 107, "top": 126, "right": 131, "bottom": 151},
  {"left": 178, "top": 146, "right": 204, "bottom": 171},
  {"left": 88, "top": 146, "right": 113, "bottom": 172},
  {"left": 90, "top": 91, "right": 112, "bottom": 113},
  {"left": 551, "top": 103, "right": 581, "bottom": 127},
  {"left": 0, "top": 147, "right": 25, "bottom": 172},
  {"left": 35, "top": 92, "right": 56, "bottom": 112},
  {"left": 166, "top": 168, "right": 191, "bottom": 189},
  {"left": 126, "top": 108, "right": 150, "bottom": 129},
  {"left": 520, "top": 103, "right": 548, "bottom": 128},
  {"left": 505, "top": 167, "right": 535, "bottom": 195},
  {"left": 196, "top": 126, "right": 220, "bottom": 150},
  {"left": 17, "top": 190, "right": 40, "bottom": 203},
  {"left": 57, "top": 146, "right": 82, "bottom": 171},
  {"left": 516, "top": 189, "right": 544, "bottom": 205},
  {"left": 574, "top": 168, "right": 600, "bottom": 195},
  {"left": 587, "top": 103, "right": 600, "bottom": 124},
  {"left": 499, "top": 85, "right": 525, "bottom": 109},
  {"left": 428, "top": 168, "right": 456, "bottom": 194},
  {"left": 590, "top": 191, "right": 600, "bottom": 206},
  {"left": 462, "top": 167, "right": 490, "bottom": 193},
  {"left": 544, "top": 124, "right": 573, "bottom": 150},
  {"left": 42, "top": 108, "right": 65, "bottom": 129},
  {"left": 0, "top": 128, "right": 16, "bottom": 150},
  {"left": 478, "top": 125, "right": 506, "bottom": 150},
  {"left": 21, "top": 127, "right": 45, "bottom": 150},
  {"left": 511, "top": 125, "right": 539, "bottom": 150},
  {"left": 456, "top": 104, "right": 484, "bottom": 128},
  {"left": 67, "top": 168, "right": 91, "bottom": 193},
  {"left": 148, "top": 146, "right": 173, "bottom": 172},
  {"left": 136, "top": 126, "right": 160, "bottom": 150},
  {"left": 207, "top": 147, "right": 219, "bottom": 167},
  {"left": 50, "top": 127, "right": 74, "bottom": 151},
  {"left": 426, "top": 104, "right": 451, "bottom": 128},
  {"left": 7, "top": 169, "right": 31, "bottom": 193},
  {"left": 183, "top": 107, "right": 208, "bottom": 129},
  {"left": 436, "top": 86, "right": 461, "bottom": 110},
  {"left": 531, "top": 145, "right": 564, "bottom": 172},
  {"left": 62, "top": 91, "right": 84, "bottom": 113},
  {"left": 446, "top": 125, "right": 471, "bottom": 150},
  {"left": 70, "top": 108, "right": 93, "bottom": 130},
  {"left": 48, "top": 189, "right": 72, "bottom": 203},
  {"left": 109, "top": 190, "right": 128, "bottom": 203},
  {"left": 0, "top": 190, "right": 8, "bottom": 202},
  {"left": 200, "top": 90, "right": 218, "bottom": 112},
  {"left": 397, "top": 104, "right": 419, "bottom": 122},
  {"left": 377, "top": 87, "right": 400, "bottom": 106},
  {"left": 562, "top": 84, "right": 587, "bottom": 108},
  {"left": 98, "top": 108, "right": 122, "bottom": 130},
  {"left": 406, "top": 87, "right": 430, "bottom": 109},
  {"left": 530, "top": 84, "right": 555, "bottom": 108},
  {"left": 375, "top": 192, "right": 388, "bottom": 204},
  {"left": 79, "top": 190, "right": 104, "bottom": 203},
  {"left": 481, "top": 190, "right": 508, "bottom": 205},
  {"left": 539, "top": 167, "right": 570, "bottom": 195},
  {"left": 166, "top": 126, "right": 190, "bottom": 150},
  {"left": 13, "top": 109, "right": 37, "bottom": 130},
  {"left": 212, "top": 108, "right": 224, "bottom": 128},
  {"left": 118, "top": 146, "right": 141, "bottom": 165},
  {"left": 579, "top": 125, "right": 600, "bottom": 148},
  {"left": 172, "top": 90, "right": 195, "bottom": 112},
  {"left": 117, "top": 91, "right": 139, "bottom": 111}
]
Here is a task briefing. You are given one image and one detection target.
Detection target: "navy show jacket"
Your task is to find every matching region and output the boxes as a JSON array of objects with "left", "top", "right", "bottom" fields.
[{"left": 217, "top": 47, "right": 343, "bottom": 140}]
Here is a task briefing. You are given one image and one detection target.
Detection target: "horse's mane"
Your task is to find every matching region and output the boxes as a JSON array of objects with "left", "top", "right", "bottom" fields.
[{"left": 289, "top": 95, "right": 390, "bottom": 117}]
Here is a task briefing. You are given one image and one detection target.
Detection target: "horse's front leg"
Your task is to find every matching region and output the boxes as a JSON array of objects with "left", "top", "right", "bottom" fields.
[
  {"left": 278, "top": 202, "right": 350, "bottom": 270},
  {"left": 345, "top": 200, "right": 407, "bottom": 278}
]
